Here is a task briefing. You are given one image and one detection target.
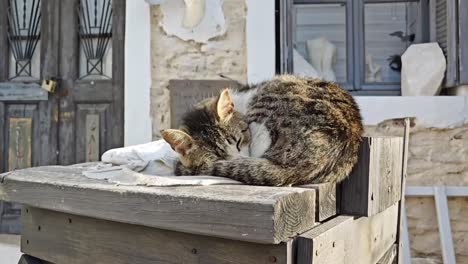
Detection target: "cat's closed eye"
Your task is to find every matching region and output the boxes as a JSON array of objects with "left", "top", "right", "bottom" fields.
[{"left": 236, "top": 138, "right": 242, "bottom": 151}]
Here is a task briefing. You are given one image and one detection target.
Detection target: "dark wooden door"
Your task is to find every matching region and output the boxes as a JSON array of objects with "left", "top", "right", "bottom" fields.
[
  {"left": 0, "top": 0, "right": 125, "bottom": 234},
  {"left": 0, "top": 0, "right": 59, "bottom": 234},
  {"left": 58, "top": 0, "right": 124, "bottom": 165}
]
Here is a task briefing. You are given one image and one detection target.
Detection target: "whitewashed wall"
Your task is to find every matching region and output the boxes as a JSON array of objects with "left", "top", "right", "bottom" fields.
[
  {"left": 246, "top": 0, "right": 276, "bottom": 84},
  {"left": 124, "top": 0, "right": 152, "bottom": 146}
]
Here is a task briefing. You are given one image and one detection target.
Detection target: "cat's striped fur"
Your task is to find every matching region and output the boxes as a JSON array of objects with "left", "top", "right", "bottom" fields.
[{"left": 162, "top": 75, "right": 363, "bottom": 186}]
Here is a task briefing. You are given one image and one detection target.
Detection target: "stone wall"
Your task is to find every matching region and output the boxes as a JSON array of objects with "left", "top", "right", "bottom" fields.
[
  {"left": 149, "top": 0, "right": 247, "bottom": 139},
  {"left": 366, "top": 120, "right": 468, "bottom": 264}
]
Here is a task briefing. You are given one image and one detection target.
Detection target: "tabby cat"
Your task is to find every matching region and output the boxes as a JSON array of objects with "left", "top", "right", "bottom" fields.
[{"left": 162, "top": 75, "right": 363, "bottom": 186}]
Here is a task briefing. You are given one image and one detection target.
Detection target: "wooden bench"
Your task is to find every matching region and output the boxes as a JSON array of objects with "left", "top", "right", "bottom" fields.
[{"left": 0, "top": 131, "right": 409, "bottom": 263}]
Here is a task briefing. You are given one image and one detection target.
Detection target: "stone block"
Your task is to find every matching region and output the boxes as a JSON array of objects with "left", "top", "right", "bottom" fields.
[{"left": 401, "top": 43, "right": 446, "bottom": 96}]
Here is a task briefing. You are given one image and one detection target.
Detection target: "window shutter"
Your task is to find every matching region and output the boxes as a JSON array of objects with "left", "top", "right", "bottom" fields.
[
  {"left": 459, "top": 0, "right": 468, "bottom": 84},
  {"left": 430, "top": 0, "right": 458, "bottom": 88},
  {"left": 435, "top": 0, "right": 448, "bottom": 53}
]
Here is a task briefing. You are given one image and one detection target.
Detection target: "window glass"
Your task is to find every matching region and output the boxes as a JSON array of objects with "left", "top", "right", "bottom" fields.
[
  {"left": 7, "top": 0, "right": 41, "bottom": 81},
  {"left": 293, "top": 4, "right": 347, "bottom": 83},
  {"left": 364, "top": 2, "right": 421, "bottom": 83},
  {"left": 78, "top": 0, "right": 113, "bottom": 80}
]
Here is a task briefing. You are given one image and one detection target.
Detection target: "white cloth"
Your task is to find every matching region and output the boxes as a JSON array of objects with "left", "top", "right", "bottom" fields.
[
  {"left": 101, "top": 140, "right": 178, "bottom": 176},
  {"left": 82, "top": 140, "right": 242, "bottom": 186}
]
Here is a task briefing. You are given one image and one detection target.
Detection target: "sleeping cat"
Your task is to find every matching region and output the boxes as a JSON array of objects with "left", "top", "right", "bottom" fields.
[{"left": 161, "top": 75, "right": 363, "bottom": 186}]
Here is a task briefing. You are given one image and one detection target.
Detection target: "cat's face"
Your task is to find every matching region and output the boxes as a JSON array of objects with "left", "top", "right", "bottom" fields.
[{"left": 161, "top": 89, "right": 250, "bottom": 175}]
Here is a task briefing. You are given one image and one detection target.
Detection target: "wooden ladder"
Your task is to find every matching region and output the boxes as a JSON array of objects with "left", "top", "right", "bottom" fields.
[{"left": 403, "top": 186, "right": 468, "bottom": 264}]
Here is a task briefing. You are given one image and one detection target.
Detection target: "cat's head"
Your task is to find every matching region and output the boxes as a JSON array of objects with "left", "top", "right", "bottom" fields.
[{"left": 161, "top": 89, "right": 250, "bottom": 175}]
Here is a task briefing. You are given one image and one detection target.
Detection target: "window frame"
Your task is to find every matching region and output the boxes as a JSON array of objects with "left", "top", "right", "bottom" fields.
[{"left": 278, "top": 0, "right": 428, "bottom": 95}]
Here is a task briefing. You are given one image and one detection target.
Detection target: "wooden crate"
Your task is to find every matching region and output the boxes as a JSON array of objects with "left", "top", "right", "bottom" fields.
[{"left": 0, "top": 135, "right": 408, "bottom": 264}]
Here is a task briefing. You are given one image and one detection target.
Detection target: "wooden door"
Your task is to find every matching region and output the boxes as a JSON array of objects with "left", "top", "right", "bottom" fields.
[
  {"left": 0, "top": 0, "right": 59, "bottom": 234},
  {"left": 57, "top": 0, "right": 124, "bottom": 165},
  {"left": 0, "top": 0, "right": 125, "bottom": 234}
]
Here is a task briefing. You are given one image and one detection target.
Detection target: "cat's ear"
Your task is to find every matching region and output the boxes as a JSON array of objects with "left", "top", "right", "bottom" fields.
[
  {"left": 161, "top": 129, "right": 194, "bottom": 156},
  {"left": 216, "top": 88, "right": 234, "bottom": 122}
]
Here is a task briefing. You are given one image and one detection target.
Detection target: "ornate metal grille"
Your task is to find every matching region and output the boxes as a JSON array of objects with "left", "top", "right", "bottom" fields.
[
  {"left": 7, "top": 0, "right": 41, "bottom": 80},
  {"left": 77, "top": 0, "right": 113, "bottom": 79}
]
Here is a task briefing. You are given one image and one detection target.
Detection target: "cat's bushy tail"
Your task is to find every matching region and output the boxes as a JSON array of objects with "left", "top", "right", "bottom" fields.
[
  {"left": 212, "top": 158, "right": 300, "bottom": 186},
  {"left": 211, "top": 137, "right": 361, "bottom": 186}
]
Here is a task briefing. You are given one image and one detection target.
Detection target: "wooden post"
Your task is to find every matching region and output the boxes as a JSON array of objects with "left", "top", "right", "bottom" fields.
[
  {"left": 340, "top": 137, "right": 404, "bottom": 216},
  {"left": 296, "top": 204, "right": 399, "bottom": 264},
  {"left": 396, "top": 119, "right": 411, "bottom": 263}
]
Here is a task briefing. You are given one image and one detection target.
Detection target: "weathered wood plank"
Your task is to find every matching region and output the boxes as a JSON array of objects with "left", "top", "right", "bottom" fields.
[
  {"left": 0, "top": 83, "right": 48, "bottom": 101},
  {"left": 396, "top": 119, "right": 410, "bottom": 264},
  {"left": 6, "top": 104, "right": 41, "bottom": 168},
  {"left": 0, "top": 102, "right": 5, "bottom": 172},
  {"left": 38, "top": 0, "right": 60, "bottom": 168},
  {"left": 297, "top": 203, "right": 399, "bottom": 264},
  {"left": 8, "top": 118, "right": 32, "bottom": 170},
  {"left": 301, "top": 183, "right": 337, "bottom": 222},
  {"left": 169, "top": 80, "right": 241, "bottom": 128},
  {"left": 0, "top": 166, "right": 316, "bottom": 244},
  {"left": 21, "top": 206, "right": 289, "bottom": 264},
  {"left": 57, "top": 0, "right": 78, "bottom": 166},
  {"left": 377, "top": 244, "right": 397, "bottom": 264},
  {"left": 75, "top": 104, "right": 109, "bottom": 163},
  {"left": 340, "top": 137, "right": 404, "bottom": 216},
  {"left": 110, "top": 0, "right": 126, "bottom": 150},
  {"left": 85, "top": 114, "right": 100, "bottom": 162},
  {"left": 73, "top": 81, "right": 113, "bottom": 102},
  {"left": 296, "top": 216, "right": 352, "bottom": 264}
]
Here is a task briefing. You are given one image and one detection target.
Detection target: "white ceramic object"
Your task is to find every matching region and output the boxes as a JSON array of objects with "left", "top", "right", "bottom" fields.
[
  {"left": 306, "top": 37, "right": 337, "bottom": 82},
  {"left": 160, "top": 0, "right": 226, "bottom": 43},
  {"left": 401, "top": 43, "right": 446, "bottom": 96},
  {"left": 182, "top": 0, "right": 206, "bottom": 29}
]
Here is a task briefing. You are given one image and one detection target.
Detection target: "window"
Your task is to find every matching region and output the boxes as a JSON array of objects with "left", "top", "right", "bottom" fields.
[
  {"left": 7, "top": 0, "right": 42, "bottom": 81},
  {"left": 78, "top": 0, "right": 113, "bottom": 80},
  {"left": 278, "top": 0, "right": 430, "bottom": 95}
]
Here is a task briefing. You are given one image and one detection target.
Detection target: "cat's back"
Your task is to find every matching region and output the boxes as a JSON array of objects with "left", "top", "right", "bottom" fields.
[
  {"left": 256, "top": 75, "right": 355, "bottom": 106},
  {"left": 250, "top": 75, "right": 362, "bottom": 136},
  {"left": 247, "top": 75, "right": 363, "bottom": 183}
]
